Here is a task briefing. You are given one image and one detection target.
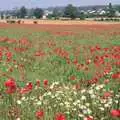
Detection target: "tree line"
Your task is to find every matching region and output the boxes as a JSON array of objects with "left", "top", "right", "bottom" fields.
[{"left": 1, "top": 3, "right": 120, "bottom": 20}]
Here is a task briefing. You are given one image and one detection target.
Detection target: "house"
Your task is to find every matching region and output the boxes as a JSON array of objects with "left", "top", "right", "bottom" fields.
[
  {"left": 115, "top": 11, "right": 120, "bottom": 17},
  {"left": 99, "top": 10, "right": 106, "bottom": 15},
  {"left": 42, "top": 15, "right": 47, "bottom": 19},
  {"left": 42, "top": 10, "right": 53, "bottom": 19}
]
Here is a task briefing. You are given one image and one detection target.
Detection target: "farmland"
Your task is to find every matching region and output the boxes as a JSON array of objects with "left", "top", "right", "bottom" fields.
[{"left": 0, "top": 22, "right": 120, "bottom": 120}]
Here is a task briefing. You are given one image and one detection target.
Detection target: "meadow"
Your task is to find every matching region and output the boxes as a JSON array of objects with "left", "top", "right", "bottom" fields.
[{"left": 0, "top": 22, "right": 120, "bottom": 120}]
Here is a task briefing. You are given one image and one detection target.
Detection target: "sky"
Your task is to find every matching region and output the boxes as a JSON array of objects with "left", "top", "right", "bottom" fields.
[{"left": 0, "top": 0, "right": 120, "bottom": 10}]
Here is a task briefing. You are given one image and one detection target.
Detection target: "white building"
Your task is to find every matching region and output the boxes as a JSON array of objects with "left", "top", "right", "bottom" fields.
[
  {"left": 99, "top": 10, "right": 106, "bottom": 15},
  {"left": 115, "top": 11, "right": 120, "bottom": 17},
  {"left": 42, "top": 15, "right": 47, "bottom": 19},
  {"left": 42, "top": 10, "right": 53, "bottom": 19}
]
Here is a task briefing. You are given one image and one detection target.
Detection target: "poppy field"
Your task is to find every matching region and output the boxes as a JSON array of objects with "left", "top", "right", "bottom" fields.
[{"left": 0, "top": 22, "right": 120, "bottom": 120}]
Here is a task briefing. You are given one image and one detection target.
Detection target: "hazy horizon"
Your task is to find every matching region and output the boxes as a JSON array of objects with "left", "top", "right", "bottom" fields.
[{"left": 0, "top": 0, "right": 120, "bottom": 10}]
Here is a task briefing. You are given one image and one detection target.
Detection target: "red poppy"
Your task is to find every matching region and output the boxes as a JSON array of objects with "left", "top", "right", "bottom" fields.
[
  {"left": 0, "top": 51, "right": 2, "bottom": 60},
  {"left": 20, "top": 82, "right": 33, "bottom": 94},
  {"left": 55, "top": 113, "right": 66, "bottom": 120},
  {"left": 26, "top": 82, "right": 33, "bottom": 90},
  {"left": 6, "top": 51, "right": 12, "bottom": 62},
  {"left": 73, "top": 58, "right": 78, "bottom": 65},
  {"left": 88, "top": 77, "right": 98, "bottom": 84},
  {"left": 4, "top": 78, "right": 16, "bottom": 94},
  {"left": 104, "top": 79, "right": 110, "bottom": 84},
  {"left": 14, "top": 47, "right": 27, "bottom": 53},
  {"left": 103, "top": 92, "right": 112, "bottom": 98},
  {"left": 75, "top": 84, "right": 80, "bottom": 90},
  {"left": 84, "top": 116, "right": 93, "bottom": 120},
  {"left": 112, "top": 72, "right": 120, "bottom": 79},
  {"left": 19, "top": 38, "right": 31, "bottom": 46},
  {"left": 35, "top": 51, "right": 46, "bottom": 57},
  {"left": 111, "top": 110, "right": 120, "bottom": 117},
  {"left": 69, "top": 75, "right": 76, "bottom": 80},
  {"left": 43, "top": 79, "right": 48, "bottom": 86},
  {"left": 36, "top": 80, "right": 40, "bottom": 87},
  {"left": 36, "top": 110, "right": 44, "bottom": 119}
]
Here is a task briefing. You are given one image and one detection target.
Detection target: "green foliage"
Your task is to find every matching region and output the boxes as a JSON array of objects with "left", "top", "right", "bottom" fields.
[
  {"left": 107, "top": 3, "right": 115, "bottom": 17},
  {"left": 79, "top": 12, "right": 86, "bottom": 20},
  {"left": 52, "top": 8, "right": 62, "bottom": 19},
  {"left": 64, "top": 4, "right": 78, "bottom": 19},
  {"left": 33, "top": 8, "right": 44, "bottom": 19},
  {"left": 47, "top": 14, "right": 53, "bottom": 19},
  {"left": 19, "top": 6, "right": 27, "bottom": 18},
  {"left": 116, "top": 5, "right": 120, "bottom": 12}
]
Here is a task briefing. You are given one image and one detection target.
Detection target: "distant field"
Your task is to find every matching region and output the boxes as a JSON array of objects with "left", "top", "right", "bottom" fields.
[
  {"left": 0, "top": 22, "right": 120, "bottom": 120},
  {"left": 0, "top": 19, "right": 120, "bottom": 25}
]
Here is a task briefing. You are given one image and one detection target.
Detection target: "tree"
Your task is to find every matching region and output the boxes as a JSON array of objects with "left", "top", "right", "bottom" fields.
[
  {"left": 33, "top": 8, "right": 44, "bottom": 19},
  {"left": 64, "top": 4, "right": 78, "bottom": 19},
  {"left": 11, "top": 8, "right": 20, "bottom": 18},
  {"left": 27, "top": 8, "right": 34, "bottom": 18},
  {"left": 19, "top": 6, "right": 27, "bottom": 18},
  {"left": 79, "top": 12, "right": 86, "bottom": 20},
  {"left": 52, "top": 8, "right": 61, "bottom": 19},
  {"left": 108, "top": 3, "right": 115, "bottom": 17},
  {"left": 0, "top": 12, "right": 4, "bottom": 19},
  {"left": 116, "top": 5, "right": 120, "bottom": 12}
]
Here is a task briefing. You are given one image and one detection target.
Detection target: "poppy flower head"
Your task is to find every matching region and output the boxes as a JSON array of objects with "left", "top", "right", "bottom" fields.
[
  {"left": 5, "top": 51, "right": 12, "bottom": 62},
  {"left": 35, "top": 109, "right": 44, "bottom": 119},
  {"left": 55, "top": 113, "right": 66, "bottom": 120},
  {"left": 43, "top": 79, "right": 48, "bottom": 86},
  {"left": 84, "top": 116, "right": 93, "bottom": 120},
  {"left": 112, "top": 72, "right": 120, "bottom": 79},
  {"left": 103, "top": 92, "right": 112, "bottom": 99},
  {"left": 4, "top": 78, "right": 16, "bottom": 94},
  {"left": 111, "top": 109, "right": 120, "bottom": 117},
  {"left": 19, "top": 82, "right": 33, "bottom": 94}
]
